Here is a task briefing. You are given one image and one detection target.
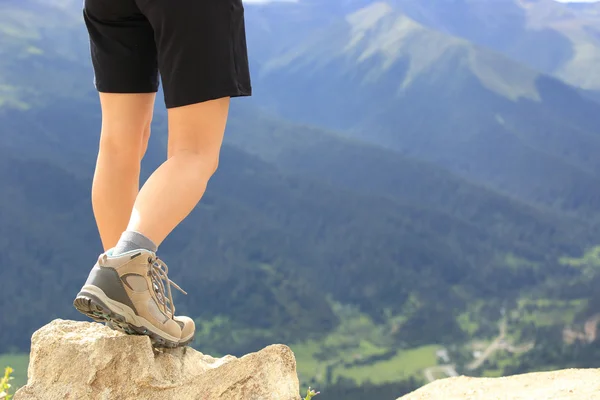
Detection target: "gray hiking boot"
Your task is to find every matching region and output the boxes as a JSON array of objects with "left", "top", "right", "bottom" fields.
[{"left": 73, "top": 249, "right": 195, "bottom": 348}]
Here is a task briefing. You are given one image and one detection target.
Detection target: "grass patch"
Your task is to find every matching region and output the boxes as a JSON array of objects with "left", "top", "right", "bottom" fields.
[
  {"left": 331, "top": 345, "right": 440, "bottom": 385},
  {"left": 290, "top": 300, "right": 439, "bottom": 388},
  {"left": 514, "top": 298, "right": 585, "bottom": 328},
  {"left": 560, "top": 246, "right": 600, "bottom": 279}
]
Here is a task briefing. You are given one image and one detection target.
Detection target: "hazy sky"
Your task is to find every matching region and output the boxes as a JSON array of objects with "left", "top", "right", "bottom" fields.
[
  {"left": 244, "top": 0, "right": 600, "bottom": 2},
  {"left": 244, "top": 0, "right": 297, "bottom": 3}
]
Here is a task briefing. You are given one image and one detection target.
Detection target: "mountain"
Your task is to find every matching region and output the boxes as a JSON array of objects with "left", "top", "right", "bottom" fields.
[
  {"left": 383, "top": 0, "right": 600, "bottom": 92},
  {"left": 245, "top": 0, "right": 600, "bottom": 91},
  {"left": 249, "top": 2, "right": 600, "bottom": 219},
  {"left": 0, "top": 0, "right": 90, "bottom": 109},
  {"left": 227, "top": 104, "right": 598, "bottom": 252},
  {"left": 4, "top": 95, "right": 596, "bottom": 354},
  {"left": 0, "top": 16, "right": 594, "bottom": 353}
]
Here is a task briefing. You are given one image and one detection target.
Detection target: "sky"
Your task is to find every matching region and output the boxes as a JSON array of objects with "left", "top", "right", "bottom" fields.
[
  {"left": 244, "top": 0, "right": 297, "bottom": 3},
  {"left": 555, "top": 0, "right": 600, "bottom": 3},
  {"left": 244, "top": 0, "right": 600, "bottom": 2}
]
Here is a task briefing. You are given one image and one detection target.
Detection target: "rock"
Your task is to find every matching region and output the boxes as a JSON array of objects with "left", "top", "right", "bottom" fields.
[
  {"left": 398, "top": 369, "right": 600, "bottom": 400},
  {"left": 14, "top": 319, "right": 301, "bottom": 400}
]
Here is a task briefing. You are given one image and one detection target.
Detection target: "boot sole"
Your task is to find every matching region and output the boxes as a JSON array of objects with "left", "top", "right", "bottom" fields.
[{"left": 73, "top": 286, "right": 193, "bottom": 348}]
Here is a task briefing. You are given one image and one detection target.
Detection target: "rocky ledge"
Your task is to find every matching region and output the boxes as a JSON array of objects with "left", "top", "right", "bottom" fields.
[{"left": 14, "top": 319, "right": 301, "bottom": 400}]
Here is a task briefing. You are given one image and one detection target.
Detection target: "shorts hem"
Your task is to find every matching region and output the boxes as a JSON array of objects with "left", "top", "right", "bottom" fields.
[
  {"left": 95, "top": 86, "right": 159, "bottom": 95},
  {"left": 165, "top": 86, "right": 252, "bottom": 109}
]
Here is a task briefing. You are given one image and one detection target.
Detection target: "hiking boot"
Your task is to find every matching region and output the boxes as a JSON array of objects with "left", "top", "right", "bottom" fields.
[{"left": 73, "top": 249, "right": 195, "bottom": 348}]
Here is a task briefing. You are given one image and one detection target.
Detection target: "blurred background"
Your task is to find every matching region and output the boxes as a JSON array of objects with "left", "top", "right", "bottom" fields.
[{"left": 1, "top": 0, "right": 600, "bottom": 398}]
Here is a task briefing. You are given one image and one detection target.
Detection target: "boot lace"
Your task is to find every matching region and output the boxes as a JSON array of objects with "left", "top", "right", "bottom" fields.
[{"left": 148, "top": 256, "right": 187, "bottom": 319}]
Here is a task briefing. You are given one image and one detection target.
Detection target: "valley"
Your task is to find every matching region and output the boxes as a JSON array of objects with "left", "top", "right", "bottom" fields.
[{"left": 1, "top": 1, "right": 600, "bottom": 399}]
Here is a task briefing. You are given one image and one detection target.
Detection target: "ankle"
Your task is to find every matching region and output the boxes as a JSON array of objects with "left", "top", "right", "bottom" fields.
[{"left": 112, "top": 230, "right": 157, "bottom": 256}]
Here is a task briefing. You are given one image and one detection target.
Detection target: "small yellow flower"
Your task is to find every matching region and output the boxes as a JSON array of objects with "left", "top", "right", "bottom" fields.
[{"left": 304, "top": 386, "right": 320, "bottom": 400}]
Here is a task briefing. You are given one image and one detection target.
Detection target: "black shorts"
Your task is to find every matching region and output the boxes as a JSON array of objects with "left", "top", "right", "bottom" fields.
[{"left": 83, "top": 0, "right": 252, "bottom": 109}]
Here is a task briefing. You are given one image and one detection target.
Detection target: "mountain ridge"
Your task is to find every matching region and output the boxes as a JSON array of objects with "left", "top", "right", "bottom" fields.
[
  {"left": 385, "top": 0, "right": 600, "bottom": 90},
  {"left": 250, "top": 1, "right": 600, "bottom": 218},
  {"left": 259, "top": 2, "right": 543, "bottom": 102}
]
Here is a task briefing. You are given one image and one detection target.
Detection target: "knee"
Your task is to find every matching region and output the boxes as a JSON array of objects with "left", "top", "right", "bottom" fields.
[
  {"left": 99, "top": 132, "right": 141, "bottom": 158},
  {"left": 169, "top": 147, "right": 220, "bottom": 177},
  {"left": 99, "top": 123, "right": 150, "bottom": 160}
]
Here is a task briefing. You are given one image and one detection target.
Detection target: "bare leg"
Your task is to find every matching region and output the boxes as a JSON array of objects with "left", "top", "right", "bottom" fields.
[
  {"left": 125, "top": 97, "right": 230, "bottom": 246},
  {"left": 91, "top": 93, "right": 155, "bottom": 251},
  {"left": 78, "top": 93, "right": 202, "bottom": 346}
]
